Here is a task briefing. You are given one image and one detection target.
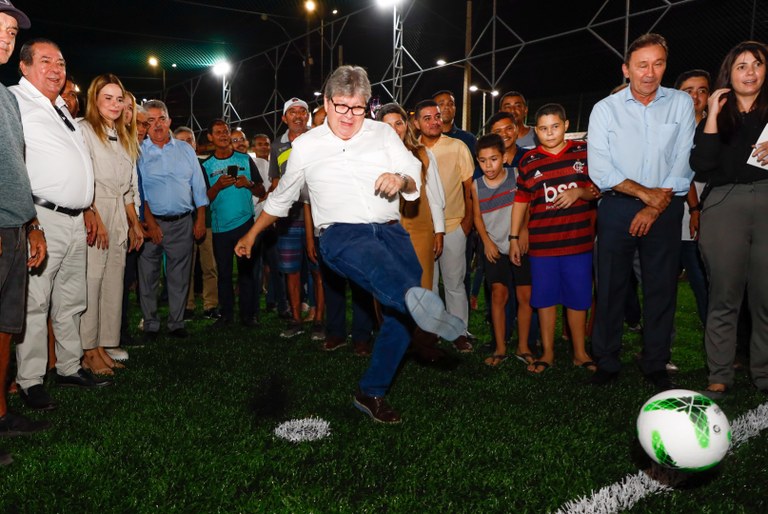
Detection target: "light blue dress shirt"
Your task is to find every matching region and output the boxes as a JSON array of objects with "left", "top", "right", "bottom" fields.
[
  {"left": 587, "top": 85, "right": 695, "bottom": 195},
  {"left": 138, "top": 134, "right": 209, "bottom": 216}
]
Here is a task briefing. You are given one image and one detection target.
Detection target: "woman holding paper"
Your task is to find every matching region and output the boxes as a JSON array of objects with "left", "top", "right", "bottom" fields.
[{"left": 690, "top": 40, "right": 768, "bottom": 398}]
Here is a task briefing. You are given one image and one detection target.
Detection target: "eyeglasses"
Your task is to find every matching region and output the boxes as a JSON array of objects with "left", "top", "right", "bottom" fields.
[
  {"left": 330, "top": 100, "right": 367, "bottom": 116},
  {"left": 231, "top": 137, "right": 246, "bottom": 143}
]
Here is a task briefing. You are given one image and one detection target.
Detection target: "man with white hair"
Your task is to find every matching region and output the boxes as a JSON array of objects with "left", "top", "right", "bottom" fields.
[
  {"left": 236, "top": 65, "right": 464, "bottom": 424},
  {"left": 138, "top": 100, "right": 209, "bottom": 339}
]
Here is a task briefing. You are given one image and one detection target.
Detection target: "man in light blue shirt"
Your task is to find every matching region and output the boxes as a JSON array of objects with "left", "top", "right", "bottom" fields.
[
  {"left": 138, "top": 99, "right": 208, "bottom": 339},
  {"left": 587, "top": 33, "right": 695, "bottom": 391}
]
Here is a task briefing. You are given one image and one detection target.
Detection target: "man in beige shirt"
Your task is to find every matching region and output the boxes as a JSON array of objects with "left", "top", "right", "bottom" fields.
[{"left": 414, "top": 99, "right": 475, "bottom": 352}]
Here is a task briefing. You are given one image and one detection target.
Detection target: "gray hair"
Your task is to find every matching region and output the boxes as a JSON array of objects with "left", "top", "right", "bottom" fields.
[
  {"left": 136, "top": 104, "right": 149, "bottom": 116},
  {"left": 324, "top": 65, "right": 371, "bottom": 102},
  {"left": 173, "top": 126, "right": 194, "bottom": 136},
  {"left": 143, "top": 99, "right": 168, "bottom": 117}
]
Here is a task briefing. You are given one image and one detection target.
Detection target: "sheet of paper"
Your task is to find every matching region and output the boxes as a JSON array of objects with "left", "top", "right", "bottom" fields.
[{"left": 746, "top": 122, "right": 768, "bottom": 169}]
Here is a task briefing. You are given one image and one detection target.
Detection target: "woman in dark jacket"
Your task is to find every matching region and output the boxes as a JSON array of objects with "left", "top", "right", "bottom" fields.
[{"left": 690, "top": 40, "right": 768, "bottom": 398}]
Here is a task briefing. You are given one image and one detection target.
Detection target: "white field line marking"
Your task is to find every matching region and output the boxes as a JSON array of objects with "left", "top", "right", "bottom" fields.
[{"left": 555, "top": 401, "right": 768, "bottom": 514}]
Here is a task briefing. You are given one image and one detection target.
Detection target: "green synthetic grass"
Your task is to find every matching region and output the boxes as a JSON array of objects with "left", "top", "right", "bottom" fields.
[{"left": 1, "top": 280, "right": 766, "bottom": 513}]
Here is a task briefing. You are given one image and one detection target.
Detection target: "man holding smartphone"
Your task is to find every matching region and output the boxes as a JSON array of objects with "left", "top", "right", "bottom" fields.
[{"left": 201, "top": 119, "right": 265, "bottom": 327}]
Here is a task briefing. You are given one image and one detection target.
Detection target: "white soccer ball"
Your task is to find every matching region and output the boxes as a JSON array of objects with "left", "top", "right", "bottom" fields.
[{"left": 637, "top": 389, "right": 731, "bottom": 471}]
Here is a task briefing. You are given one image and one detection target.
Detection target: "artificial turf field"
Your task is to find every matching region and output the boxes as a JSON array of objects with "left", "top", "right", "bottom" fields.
[{"left": 1, "top": 281, "right": 766, "bottom": 513}]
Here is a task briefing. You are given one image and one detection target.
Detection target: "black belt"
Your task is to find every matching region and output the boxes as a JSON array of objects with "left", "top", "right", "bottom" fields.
[
  {"left": 318, "top": 219, "right": 398, "bottom": 235},
  {"left": 154, "top": 211, "right": 192, "bottom": 222},
  {"left": 603, "top": 191, "right": 640, "bottom": 200},
  {"left": 33, "top": 195, "right": 86, "bottom": 216}
]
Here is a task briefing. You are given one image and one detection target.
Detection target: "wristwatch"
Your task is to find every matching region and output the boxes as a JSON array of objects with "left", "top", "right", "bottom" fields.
[
  {"left": 27, "top": 224, "right": 44, "bottom": 235},
  {"left": 393, "top": 172, "right": 409, "bottom": 191}
]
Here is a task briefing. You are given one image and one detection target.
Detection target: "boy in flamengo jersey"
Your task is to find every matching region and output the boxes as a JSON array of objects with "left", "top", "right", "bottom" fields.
[{"left": 510, "top": 103, "right": 600, "bottom": 374}]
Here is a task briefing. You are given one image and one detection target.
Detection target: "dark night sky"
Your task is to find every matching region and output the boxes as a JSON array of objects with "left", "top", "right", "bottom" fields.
[{"left": 2, "top": 0, "right": 766, "bottom": 137}]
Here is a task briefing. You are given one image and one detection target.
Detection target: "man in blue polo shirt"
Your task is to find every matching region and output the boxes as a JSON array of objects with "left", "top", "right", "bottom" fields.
[
  {"left": 138, "top": 99, "right": 209, "bottom": 339},
  {"left": 201, "top": 119, "right": 265, "bottom": 326}
]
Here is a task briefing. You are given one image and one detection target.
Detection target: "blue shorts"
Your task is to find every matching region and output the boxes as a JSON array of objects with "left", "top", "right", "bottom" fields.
[{"left": 530, "top": 252, "right": 593, "bottom": 310}]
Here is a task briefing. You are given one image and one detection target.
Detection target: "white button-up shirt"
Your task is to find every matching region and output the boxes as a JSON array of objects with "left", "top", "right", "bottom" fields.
[
  {"left": 10, "top": 77, "right": 94, "bottom": 209},
  {"left": 264, "top": 118, "right": 422, "bottom": 231}
]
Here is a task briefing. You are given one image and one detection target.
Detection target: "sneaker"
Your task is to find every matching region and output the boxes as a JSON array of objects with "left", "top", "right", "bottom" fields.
[
  {"left": 280, "top": 320, "right": 304, "bottom": 339},
  {"left": 666, "top": 361, "right": 679, "bottom": 373},
  {"left": 0, "top": 411, "right": 51, "bottom": 436},
  {"left": 452, "top": 335, "right": 473, "bottom": 353},
  {"left": 310, "top": 322, "right": 325, "bottom": 341},
  {"left": 644, "top": 370, "right": 678, "bottom": 392},
  {"left": 203, "top": 308, "right": 222, "bottom": 320},
  {"left": 627, "top": 323, "right": 642, "bottom": 333},
  {"left": 352, "top": 391, "right": 401, "bottom": 424},
  {"left": 183, "top": 309, "right": 196, "bottom": 321},
  {"left": 404, "top": 287, "right": 465, "bottom": 342},
  {"left": 105, "top": 347, "right": 129, "bottom": 362},
  {"left": 322, "top": 335, "right": 348, "bottom": 352}
]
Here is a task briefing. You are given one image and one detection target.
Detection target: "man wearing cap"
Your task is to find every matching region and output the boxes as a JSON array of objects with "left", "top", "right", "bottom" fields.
[
  {"left": 0, "top": 0, "right": 51, "bottom": 466},
  {"left": 268, "top": 97, "right": 311, "bottom": 336},
  {"left": 11, "top": 37, "right": 111, "bottom": 415}
]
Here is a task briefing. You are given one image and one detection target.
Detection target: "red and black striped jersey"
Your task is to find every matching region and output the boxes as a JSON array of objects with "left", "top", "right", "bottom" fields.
[{"left": 515, "top": 140, "right": 596, "bottom": 257}]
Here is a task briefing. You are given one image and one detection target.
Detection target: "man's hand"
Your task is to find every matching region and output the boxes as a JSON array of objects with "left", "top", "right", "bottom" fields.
[
  {"left": 27, "top": 229, "right": 47, "bottom": 269},
  {"left": 145, "top": 221, "right": 163, "bottom": 245},
  {"left": 235, "top": 233, "right": 257, "bottom": 258},
  {"left": 216, "top": 174, "right": 237, "bottom": 191},
  {"left": 629, "top": 206, "right": 661, "bottom": 237},
  {"left": 193, "top": 219, "right": 206, "bottom": 241},
  {"left": 434, "top": 232, "right": 444, "bottom": 259},
  {"left": 374, "top": 172, "right": 406, "bottom": 198},
  {"left": 306, "top": 235, "right": 318, "bottom": 264},
  {"left": 638, "top": 187, "right": 673, "bottom": 212}
]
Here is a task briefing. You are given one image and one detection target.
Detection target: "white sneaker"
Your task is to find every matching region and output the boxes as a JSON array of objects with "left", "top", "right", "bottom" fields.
[
  {"left": 404, "top": 287, "right": 465, "bottom": 342},
  {"left": 105, "top": 347, "right": 129, "bottom": 362},
  {"left": 666, "top": 361, "right": 679, "bottom": 372}
]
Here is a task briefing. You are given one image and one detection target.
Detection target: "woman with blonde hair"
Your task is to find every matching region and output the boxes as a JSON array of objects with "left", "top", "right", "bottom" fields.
[{"left": 79, "top": 73, "right": 144, "bottom": 374}]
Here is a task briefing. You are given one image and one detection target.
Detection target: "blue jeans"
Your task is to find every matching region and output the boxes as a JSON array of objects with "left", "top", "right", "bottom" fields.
[{"left": 319, "top": 222, "right": 421, "bottom": 397}]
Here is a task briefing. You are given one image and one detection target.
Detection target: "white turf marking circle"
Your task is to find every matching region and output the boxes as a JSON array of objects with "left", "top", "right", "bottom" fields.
[
  {"left": 274, "top": 417, "right": 331, "bottom": 443},
  {"left": 556, "top": 401, "right": 768, "bottom": 514}
]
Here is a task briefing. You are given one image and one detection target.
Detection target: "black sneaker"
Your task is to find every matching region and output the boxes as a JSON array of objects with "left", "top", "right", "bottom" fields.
[
  {"left": 280, "top": 320, "right": 304, "bottom": 338},
  {"left": 19, "top": 384, "right": 57, "bottom": 411},
  {"left": 183, "top": 309, "right": 196, "bottom": 321},
  {"left": 644, "top": 370, "right": 678, "bottom": 392},
  {"left": 203, "top": 308, "right": 222, "bottom": 320},
  {"left": 0, "top": 411, "right": 50, "bottom": 436}
]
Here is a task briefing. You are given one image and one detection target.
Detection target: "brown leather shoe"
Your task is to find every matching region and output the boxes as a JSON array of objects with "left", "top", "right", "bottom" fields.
[
  {"left": 352, "top": 391, "right": 401, "bottom": 424},
  {"left": 353, "top": 340, "right": 372, "bottom": 357},
  {"left": 322, "top": 336, "right": 347, "bottom": 351},
  {"left": 452, "top": 335, "right": 473, "bottom": 353}
]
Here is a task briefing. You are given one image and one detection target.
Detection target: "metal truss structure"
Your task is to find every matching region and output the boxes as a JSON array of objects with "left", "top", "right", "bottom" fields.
[{"left": 171, "top": 0, "right": 700, "bottom": 137}]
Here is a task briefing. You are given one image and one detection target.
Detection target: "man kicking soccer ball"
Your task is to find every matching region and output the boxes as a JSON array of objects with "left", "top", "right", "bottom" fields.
[{"left": 236, "top": 65, "right": 464, "bottom": 423}]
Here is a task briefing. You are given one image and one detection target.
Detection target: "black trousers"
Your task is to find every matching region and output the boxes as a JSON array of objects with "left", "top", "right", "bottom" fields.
[{"left": 592, "top": 195, "right": 683, "bottom": 374}]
